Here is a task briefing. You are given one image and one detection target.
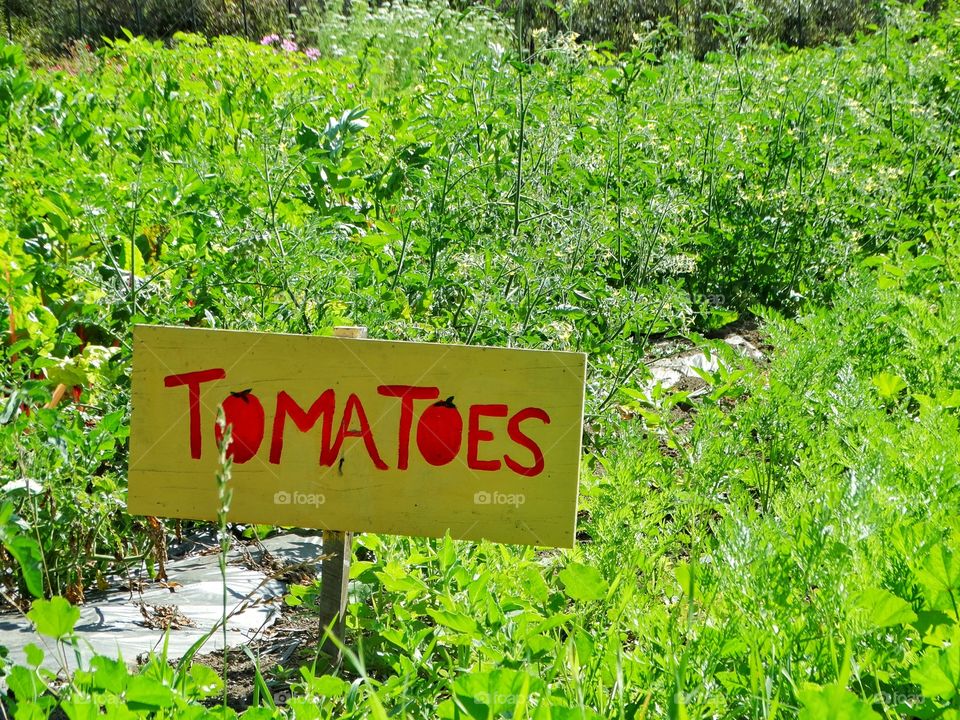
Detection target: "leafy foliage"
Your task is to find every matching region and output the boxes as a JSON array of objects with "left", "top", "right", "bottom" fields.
[{"left": 0, "top": 0, "right": 959, "bottom": 717}]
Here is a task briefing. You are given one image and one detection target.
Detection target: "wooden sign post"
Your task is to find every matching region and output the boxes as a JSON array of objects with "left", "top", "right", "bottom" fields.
[
  {"left": 319, "top": 326, "right": 365, "bottom": 657},
  {"left": 128, "top": 324, "right": 587, "bottom": 651}
]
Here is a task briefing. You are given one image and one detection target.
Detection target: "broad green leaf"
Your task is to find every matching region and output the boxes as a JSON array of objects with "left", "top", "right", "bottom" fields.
[
  {"left": 573, "top": 628, "right": 595, "bottom": 664},
  {"left": 797, "top": 683, "right": 882, "bottom": 720},
  {"left": 520, "top": 564, "right": 550, "bottom": 605},
  {"left": 913, "top": 254, "right": 943, "bottom": 270},
  {"left": 559, "top": 562, "right": 608, "bottom": 602},
  {"left": 6, "top": 665, "right": 43, "bottom": 702},
  {"left": 90, "top": 656, "right": 128, "bottom": 693},
  {"left": 427, "top": 608, "right": 480, "bottom": 635},
  {"left": 872, "top": 372, "right": 907, "bottom": 399},
  {"left": 917, "top": 545, "right": 960, "bottom": 616},
  {"left": 188, "top": 663, "right": 223, "bottom": 697},
  {"left": 3, "top": 532, "right": 44, "bottom": 598},
  {"left": 853, "top": 587, "right": 917, "bottom": 629},
  {"left": 24, "top": 643, "right": 44, "bottom": 668},
  {"left": 12, "top": 700, "right": 50, "bottom": 720},
  {"left": 287, "top": 697, "right": 325, "bottom": 719},
  {"left": 125, "top": 674, "right": 176, "bottom": 709},
  {"left": 454, "top": 668, "right": 543, "bottom": 715},
  {"left": 304, "top": 674, "right": 348, "bottom": 697},
  {"left": 241, "top": 709, "right": 279, "bottom": 720},
  {"left": 911, "top": 629, "right": 960, "bottom": 700},
  {"left": 27, "top": 596, "right": 80, "bottom": 639},
  {"left": 61, "top": 700, "right": 101, "bottom": 720},
  {"left": 40, "top": 354, "right": 89, "bottom": 387},
  {"left": 375, "top": 566, "right": 429, "bottom": 596}
]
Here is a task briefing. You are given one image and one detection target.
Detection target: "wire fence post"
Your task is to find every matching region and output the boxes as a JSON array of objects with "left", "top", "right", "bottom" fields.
[
  {"left": 76, "top": 0, "right": 83, "bottom": 37},
  {"left": 4, "top": 0, "right": 12, "bottom": 42},
  {"left": 134, "top": 0, "right": 143, "bottom": 34},
  {"left": 241, "top": 0, "right": 249, "bottom": 37},
  {"left": 287, "top": 0, "right": 295, "bottom": 35}
]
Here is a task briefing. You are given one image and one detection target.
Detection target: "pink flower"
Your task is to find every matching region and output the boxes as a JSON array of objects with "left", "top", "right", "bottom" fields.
[
  {"left": 281, "top": 38, "right": 298, "bottom": 52},
  {"left": 260, "top": 34, "right": 280, "bottom": 45},
  {"left": 305, "top": 47, "right": 321, "bottom": 61}
]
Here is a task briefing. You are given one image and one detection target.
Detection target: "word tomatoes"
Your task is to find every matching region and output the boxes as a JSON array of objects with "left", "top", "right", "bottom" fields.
[{"left": 164, "top": 370, "right": 551, "bottom": 476}]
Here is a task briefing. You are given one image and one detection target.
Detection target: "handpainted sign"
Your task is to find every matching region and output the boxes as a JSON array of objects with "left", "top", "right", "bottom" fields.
[{"left": 128, "top": 325, "right": 587, "bottom": 547}]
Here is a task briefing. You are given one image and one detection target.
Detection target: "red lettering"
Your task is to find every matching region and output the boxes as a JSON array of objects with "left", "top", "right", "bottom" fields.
[
  {"left": 468, "top": 404, "right": 508, "bottom": 471},
  {"left": 377, "top": 385, "right": 439, "bottom": 469},
  {"left": 164, "top": 368, "right": 227, "bottom": 459},
  {"left": 505, "top": 407, "right": 550, "bottom": 476},
  {"left": 269, "top": 390, "right": 336, "bottom": 465},
  {"left": 329, "top": 393, "right": 388, "bottom": 470}
]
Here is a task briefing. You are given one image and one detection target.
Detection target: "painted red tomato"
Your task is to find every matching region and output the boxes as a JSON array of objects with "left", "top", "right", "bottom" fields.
[
  {"left": 416, "top": 396, "right": 463, "bottom": 466},
  {"left": 215, "top": 389, "right": 265, "bottom": 464}
]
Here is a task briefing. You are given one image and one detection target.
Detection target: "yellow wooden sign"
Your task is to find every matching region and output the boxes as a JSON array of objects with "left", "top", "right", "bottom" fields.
[{"left": 128, "top": 325, "right": 586, "bottom": 547}]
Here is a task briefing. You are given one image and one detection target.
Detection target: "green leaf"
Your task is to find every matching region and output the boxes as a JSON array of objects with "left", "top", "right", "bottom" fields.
[
  {"left": 3, "top": 532, "right": 44, "bottom": 598},
  {"left": 125, "top": 674, "right": 176, "bottom": 709},
  {"left": 241, "top": 709, "right": 279, "bottom": 720},
  {"left": 454, "top": 668, "right": 544, "bottom": 715},
  {"left": 27, "top": 596, "right": 80, "bottom": 639},
  {"left": 427, "top": 608, "right": 480, "bottom": 634},
  {"left": 675, "top": 561, "right": 698, "bottom": 601},
  {"left": 438, "top": 533, "right": 456, "bottom": 571},
  {"left": 911, "top": 628, "right": 960, "bottom": 701},
  {"left": 526, "top": 613, "right": 575, "bottom": 638},
  {"left": 558, "top": 562, "right": 608, "bottom": 602},
  {"left": 797, "top": 683, "right": 882, "bottom": 720},
  {"left": 305, "top": 674, "right": 348, "bottom": 698},
  {"left": 188, "top": 663, "right": 223, "bottom": 697},
  {"left": 90, "top": 656, "right": 128, "bottom": 694},
  {"left": 872, "top": 372, "right": 907, "bottom": 399},
  {"left": 61, "top": 700, "right": 101, "bottom": 720},
  {"left": 24, "top": 643, "right": 44, "bottom": 668},
  {"left": 520, "top": 565, "right": 550, "bottom": 605},
  {"left": 913, "top": 254, "right": 943, "bottom": 270},
  {"left": 366, "top": 689, "right": 389, "bottom": 720},
  {"left": 1, "top": 390, "right": 25, "bottom": 424},
  {"left": 917, "top": 544, "right": 960, "bottom": 615},
  {"left": 375, "top": 567, "right": 429, "bottom": 596},
  {"left": 853, "top": 587, "right": 917, "bottom": 629},
  {"left": 6, "top": 665, "right": 43, "bottom": 702}
]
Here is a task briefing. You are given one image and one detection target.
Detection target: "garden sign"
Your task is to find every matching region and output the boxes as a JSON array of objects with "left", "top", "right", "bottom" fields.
[{"left": 128, "top": 325, "right": 587, "bottom": 547}]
